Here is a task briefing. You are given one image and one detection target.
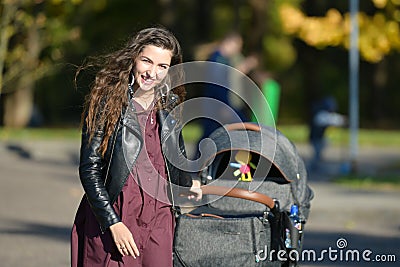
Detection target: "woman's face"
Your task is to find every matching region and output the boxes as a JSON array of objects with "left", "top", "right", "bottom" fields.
[{"left": 133, "top": 45, "right": 172, "bottom": 91}]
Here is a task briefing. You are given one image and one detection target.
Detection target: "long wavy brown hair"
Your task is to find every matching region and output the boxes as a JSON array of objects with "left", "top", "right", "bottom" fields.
[{"left": 77, "top": 27, "right": 186, "bottom": 156}]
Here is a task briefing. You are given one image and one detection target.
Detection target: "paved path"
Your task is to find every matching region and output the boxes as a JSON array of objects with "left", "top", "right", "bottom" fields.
[
  {"left": 0, "top": 139, "right": 399, "bottom": 266},
  {"left": 0, "top": 140, "right": 82, "bottom": 267}
]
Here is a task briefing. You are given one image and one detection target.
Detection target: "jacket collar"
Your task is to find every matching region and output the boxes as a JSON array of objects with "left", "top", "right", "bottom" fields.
[
  {"left": 122, "top": 99, "right": 142, "bottom": 138},
  {"left": 121, "top": 95, "right": 179, "bottom": 143}
]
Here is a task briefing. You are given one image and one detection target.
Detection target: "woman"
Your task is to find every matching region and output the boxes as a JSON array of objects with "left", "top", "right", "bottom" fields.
[{"left": 71, "top": 27, "right": 201, "bottom": 267}]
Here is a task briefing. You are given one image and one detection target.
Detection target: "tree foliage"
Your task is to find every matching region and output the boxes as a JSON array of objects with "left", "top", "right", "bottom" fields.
[
  {"left": 276, "top": 0, "right": 400, "bottom": 127},
  {"left": 0, "top": 0, "right": 83, "bottom": 127},
  {"left": 279, "top": 0, "right": 400, "bottom": 63},
  {"left": 1, "top": 0, "right": 399, "bottom": 128},
  {"left": 0, "top": 0, "right": 82, "bottom": 94}
]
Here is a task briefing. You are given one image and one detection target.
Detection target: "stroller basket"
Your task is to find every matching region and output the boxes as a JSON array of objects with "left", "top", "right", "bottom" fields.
[{"left": 174, "top": 185, "right": 302, "bottom": 267}]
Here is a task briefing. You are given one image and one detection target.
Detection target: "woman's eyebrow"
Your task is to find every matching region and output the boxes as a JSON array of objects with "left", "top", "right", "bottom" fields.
[{"left": 141, "top": 56, "right": 153, "bottom": 62}]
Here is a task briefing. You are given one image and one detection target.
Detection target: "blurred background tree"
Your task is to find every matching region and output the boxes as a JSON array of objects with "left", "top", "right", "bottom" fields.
[
  {"left": 0, "top": 0, "right": 82, "bottom": 127},
  {"left": 279, "top": 0, "right": 400, "bottom": 127},
  {"left": 1, "top": 0, "right": 399, "bottom": 129}
]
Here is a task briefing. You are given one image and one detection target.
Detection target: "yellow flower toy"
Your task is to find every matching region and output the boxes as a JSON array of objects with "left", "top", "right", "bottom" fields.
[{"left": 229, "top": 150, "right": 256, "bottom": 182}]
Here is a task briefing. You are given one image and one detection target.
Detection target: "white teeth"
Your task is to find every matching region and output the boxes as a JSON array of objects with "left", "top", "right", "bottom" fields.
[{"left": 142, "top": 75, "right": 154, "bottom": 83}]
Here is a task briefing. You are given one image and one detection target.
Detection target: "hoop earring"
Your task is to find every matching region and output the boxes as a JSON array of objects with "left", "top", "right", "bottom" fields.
[
  {"left": 129, "top": 73, "right": 135, "bottom": 87},
  {"left": 128, "top": 73, "right": 135, "bottom": 98}
]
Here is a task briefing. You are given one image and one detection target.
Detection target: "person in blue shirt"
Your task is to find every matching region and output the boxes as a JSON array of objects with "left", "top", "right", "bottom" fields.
[
  {"left": 308, "top": 96, "right": 346, "bottom": 171},
  {"left": 199, "top": 32, "right": 258, "bottom": 140}
]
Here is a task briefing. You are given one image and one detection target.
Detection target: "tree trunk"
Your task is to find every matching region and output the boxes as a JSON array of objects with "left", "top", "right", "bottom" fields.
[
  {"left": 247, "top": 0, "right": 267, "bottom": 53},
  {"left": 371, "top": 59, "right": 387, "bottom": 127},
  {"left": 0, "top": 1, "right": 18, "bottom": 94},
  {"left": 195, "top": 0, "right": 212, "bottom": 42},
  {"left": 159, "top": 0, "right": 176, "bottom": 28},
  {"left": 3, "top": 86, "right": 33, "bottom": 127},
  {"left": 3, "top": 18, "right": 40, "bottom": 128}
]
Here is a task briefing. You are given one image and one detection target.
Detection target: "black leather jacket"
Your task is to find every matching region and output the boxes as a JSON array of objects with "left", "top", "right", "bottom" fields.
[{"left": 78, "top": 99, "right": 192, "bottom": 232}]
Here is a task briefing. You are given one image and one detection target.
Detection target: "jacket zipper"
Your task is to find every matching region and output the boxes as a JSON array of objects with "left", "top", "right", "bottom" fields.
[{"left": 162, "top": 152, "right": 177, "bottom": 214}]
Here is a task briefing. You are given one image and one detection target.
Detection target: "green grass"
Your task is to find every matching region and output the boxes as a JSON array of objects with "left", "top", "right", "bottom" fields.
[
  {"left": 277, "top": 124, "right": 400, "bottom": 147},
  {"left": 1, "top": 124, "right": 400, "bottom": 147},
  {"left": 182, "top": 123, "right": 203, "bottom": 142},
  {"left": 182, "top": 123, "right": 400, "bottom": 147},
  {"left": 333, "top": 174, "right": 400, "bottom": 190},
  {"left": 0, "top": 125, "right": 199, "bottom": 141},
  {"left": 0, "top": 127, "right": 81, "bottom": 140}
]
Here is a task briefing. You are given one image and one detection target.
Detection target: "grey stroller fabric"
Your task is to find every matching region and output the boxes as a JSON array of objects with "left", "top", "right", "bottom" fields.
[
  {"left": 201, "top": 123, "right": 313, "bottom": 221},
  {"left": 174, "top": 215, "right": 281, "bottom": 267},
  {"left": 173, "top": 123, "right": 313, "bottom": 267}
]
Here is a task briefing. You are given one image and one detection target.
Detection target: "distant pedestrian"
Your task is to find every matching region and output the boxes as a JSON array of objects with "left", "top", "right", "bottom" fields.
[
  {"left": 251, "top": 70, "right": 281, "bottom": 127},
  {"left": 71, "top": 27, "right": 201, "bottom": 267},
  {"left": 199, "top": 31, "right": 258, "bottom": 140},
  {"left": 308, "top": 96, "right": 346, "bottom": 171}
]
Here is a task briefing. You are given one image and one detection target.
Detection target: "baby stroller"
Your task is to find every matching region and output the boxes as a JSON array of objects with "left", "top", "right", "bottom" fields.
[{"left": 173, "top": 123, "right": 313, "bottom": 267}]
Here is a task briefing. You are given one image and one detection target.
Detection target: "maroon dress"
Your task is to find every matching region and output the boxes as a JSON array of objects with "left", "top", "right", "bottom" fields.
[{"left": 71, "top": 101, "right": 174, "bottom": 267}]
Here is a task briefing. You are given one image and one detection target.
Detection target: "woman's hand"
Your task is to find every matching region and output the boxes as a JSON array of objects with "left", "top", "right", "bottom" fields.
[
  {"left": 109, "top": 222, "right": 140, "bottom": 258},
  {"left": 187, "top": 180, "right": 202, "bottom": 201}
]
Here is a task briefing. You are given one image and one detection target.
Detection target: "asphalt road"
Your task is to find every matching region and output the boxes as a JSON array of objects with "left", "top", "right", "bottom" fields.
[{"left": 0, "top": 139, "right": 399, "bottom": 267}]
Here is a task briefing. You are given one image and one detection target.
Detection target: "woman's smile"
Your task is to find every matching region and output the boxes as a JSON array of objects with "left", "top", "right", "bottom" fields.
[{"left": 140, "top": 73, "right": 155, "bottom": 86}]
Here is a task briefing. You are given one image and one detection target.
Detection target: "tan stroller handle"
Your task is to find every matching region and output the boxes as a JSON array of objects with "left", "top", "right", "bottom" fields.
[
  {"left": 201, "top": 185, "right": 275, "bottom": 209},
  {"left": 224, "top": 122, "right": 261, "bottom": 132}
]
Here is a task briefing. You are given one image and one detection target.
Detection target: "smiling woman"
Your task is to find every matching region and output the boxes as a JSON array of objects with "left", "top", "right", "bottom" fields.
[
  {"left": 71, "top": 27, "right": 202, "bottom": 267},
  {"left": 132, "top": 45, "right": 172, "bottom": 110}
]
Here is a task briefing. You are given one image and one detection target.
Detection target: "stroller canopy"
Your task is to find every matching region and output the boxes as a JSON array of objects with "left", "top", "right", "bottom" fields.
[{"left": 201, "top": 123, "right": 313, "bottom": 220}]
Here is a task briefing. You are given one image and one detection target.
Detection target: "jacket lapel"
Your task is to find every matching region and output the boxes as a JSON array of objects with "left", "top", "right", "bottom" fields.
[{"left": 122, "top": 100, "right": 142, "bottom": 138}]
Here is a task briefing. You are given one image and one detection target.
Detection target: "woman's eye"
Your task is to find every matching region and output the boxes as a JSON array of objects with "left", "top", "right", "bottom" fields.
[{"left": 142, "top": 58, "right": 151, "bottom": 63}]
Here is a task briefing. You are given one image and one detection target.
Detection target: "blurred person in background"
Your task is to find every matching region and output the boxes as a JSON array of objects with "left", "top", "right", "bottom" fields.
[
  {"left": 308, "top": 96, "right": 346, "bottom": 171},
  {"left": 199, "top": 31, "right": 258, "bottom": 140},
  {"left": 250, "top": 70, "right": 281, "bottom": 127},
  {"left": 71, "top": 27, "right": 201, "bottom": 267}
]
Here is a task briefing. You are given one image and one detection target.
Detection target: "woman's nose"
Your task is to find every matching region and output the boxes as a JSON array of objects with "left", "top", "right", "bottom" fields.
[{"left": 147, "top": 65, "right": 157, "bottom": 78}]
